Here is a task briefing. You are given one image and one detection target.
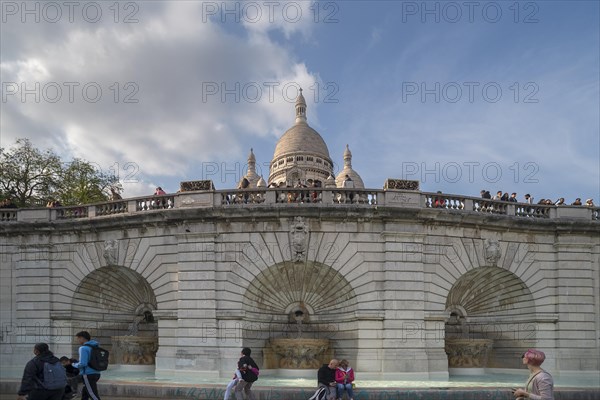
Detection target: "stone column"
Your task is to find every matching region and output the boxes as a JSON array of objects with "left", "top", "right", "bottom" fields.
[
  {"left": 553, "top": 236, "right": 598, "bottom": 376},
  {"left": 160, "top": 231, "right": 219, "bottom": 377},
  {"left": 380, "top": 230, "right": 433, "bottom": 379},
  {"left": 12, "top": 239, "right": 54, "bottom": 366}
]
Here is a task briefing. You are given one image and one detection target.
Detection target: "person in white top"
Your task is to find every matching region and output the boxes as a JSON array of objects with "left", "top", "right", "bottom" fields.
[{"left": 513, "top": 349, "right": 554, "bottom": 400}]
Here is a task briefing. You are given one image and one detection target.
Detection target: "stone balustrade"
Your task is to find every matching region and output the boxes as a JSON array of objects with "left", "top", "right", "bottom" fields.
[
  {"left": 96, "top": 201, "right": 128, "bottom": 216},
  {"left": 0, "top": 210, "right": 17, "bottom": 222},
  {"left": 56, "top": 205, "right": 88, "bottom": 219},
  {"left": 1, "top": 189, "right": 597, "bottom": 223},
  {"left": 136, "top": 195, "right": 175, "bottom": 211}
]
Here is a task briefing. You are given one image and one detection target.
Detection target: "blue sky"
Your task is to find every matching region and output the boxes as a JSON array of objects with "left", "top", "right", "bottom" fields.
[{"left": 1, "top": 1, "right": 599, "bottom": 202}]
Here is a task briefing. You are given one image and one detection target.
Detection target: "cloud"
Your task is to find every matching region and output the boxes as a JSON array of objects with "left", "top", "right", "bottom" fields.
[{"left": 1, "top": 1, "right": 320, "bottom": 196}]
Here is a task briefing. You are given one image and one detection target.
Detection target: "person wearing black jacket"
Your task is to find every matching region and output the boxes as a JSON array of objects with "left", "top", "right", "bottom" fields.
[
  {"left": 18, "top": 343, "right": 65, "bottom": 400},
  {"left": 234, "top": 347, "right": 259, "bottom": 400},
  {"left": 60, "top": 357, "right": 80, "bottom": 399},
  {"left": 317, "top": 359, "right": 339, "bottom": 400}
]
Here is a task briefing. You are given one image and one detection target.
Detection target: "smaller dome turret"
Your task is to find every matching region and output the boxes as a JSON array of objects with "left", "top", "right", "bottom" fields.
[
  {"left": 257, "top": 176, "right": 267, "bottom": 188},
  {"left": 335, "top": 145, "right": 364, "bottom": 188},
  {"left": 325, "top": 174, "right": 336, "bottom": 188},
  {"left": 238, "top": 148, "right": 260, "bottom": 188}
]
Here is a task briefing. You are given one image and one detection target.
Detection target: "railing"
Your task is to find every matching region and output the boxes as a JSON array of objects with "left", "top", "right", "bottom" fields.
[
  {"left": 219, "top": 188, "right": 379, "bottom": 206},
  {"left": 96, "top": 201, "right": 128, "bottom": 216},
  {"left": 425, "top": 193, "right": 465, "bottom": 210},
  {"left": 0, "top": 210, "right": 17, "bottom": 222},
  {"left": 515, "top": 203, "right": 553, "bottom": 218},
  {"left": 136, "top": 195, "right": 175, "bottom": 211},
  {"left": 56, "top": 206, "right": 89, "bottom": 219},
  {"left": 221, "top": 190, "right": 267, "bottom": 205},
  {"left": 0, "top": 189, "right": 598, "bottom": 223},
  {"left": 331, "top": 189, "right": 378, "bottom": 205}
]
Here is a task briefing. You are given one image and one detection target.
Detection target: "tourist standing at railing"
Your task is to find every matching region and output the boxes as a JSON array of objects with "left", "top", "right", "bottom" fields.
[
  {"left": 154, "top": 187, "right": 166, "bottom": 196},
  {"left": 554, "top": 198, "right": 565, "bottom": 206},
  {"left": 109, "top": 188, "right": 122, "bottom": 201},
  {"left": 433, "top": 191, "right": 446, "bottom": 208},
  {"left": 237, "top": 178, "right": 250, "bottom": 204},
  {"left": 509, "top": 193, "right": 518, "bottom": 202},
  {"left": 0, "top": 198, "right": 17, "bottom": 208},
  {"left": 310, "top": 180, "right": 321, "bottom": 203},
  {"left": 343, "top": 175, "right": 355, "bottom": 203},
  {"left": 512, "top": 349, "right": 554, "bottom": 400},
  {"left": 524, "top": 194, "right": 533, "bottom": 204},
  {"left": 585, "top": 199, "right": 594, "bottom": 207},
  {"left": 295, "top": 179, "right": 308, "bottom": 202},
  {"left": 501, "top": 192, "right": 509, "bottom": 202},
  {"left": 493, "top": 191, "right": 502, "bottom": 200},
  {"left": 571, "top": 198, "right": 582, "bottom": 205}
]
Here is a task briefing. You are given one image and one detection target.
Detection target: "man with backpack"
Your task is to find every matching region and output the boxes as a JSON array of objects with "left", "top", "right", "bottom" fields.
[
  {"left": 73, "top": 331, "right": 106, "bottom": 400},
  {"left": 17, "top": 343, "right": 67, "bottom": 400}
]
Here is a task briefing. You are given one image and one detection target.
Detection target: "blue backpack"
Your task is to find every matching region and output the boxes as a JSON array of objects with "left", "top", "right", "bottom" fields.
[{"left": 39, "top": 361, "right": 67, "bottom": 390}]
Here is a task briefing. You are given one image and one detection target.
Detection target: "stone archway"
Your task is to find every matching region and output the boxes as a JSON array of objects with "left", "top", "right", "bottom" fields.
[
  {"left": 445, "top": 266, "right": 536, "bottom": 369},
  {"left": 71, "top": 266, "right": 158, "bottom": 366},
  {"left": 242, "top": 261, "right": 358, "bottom": 369}
]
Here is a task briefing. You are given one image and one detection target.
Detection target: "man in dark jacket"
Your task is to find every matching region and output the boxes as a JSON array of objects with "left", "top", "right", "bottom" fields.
[
  {"left": 17, "top": 343, "right": 66, "bottom": 400},
  {"left": 60, "top": 356, "right": 80, "bottom": 399},
  {"left": 317, "top": 359, "right": 339, "bottom": 400},
  {"left": 72, "top": 331, "right": 102, "bottom": 400},
  {"left": 234, "top": 347, "right": 259, "bottom": 400}
]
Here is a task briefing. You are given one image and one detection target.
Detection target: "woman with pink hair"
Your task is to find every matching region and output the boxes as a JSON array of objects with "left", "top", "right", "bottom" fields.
[{"left": 513, "top": 349, "right": 554, "bottom": 400}]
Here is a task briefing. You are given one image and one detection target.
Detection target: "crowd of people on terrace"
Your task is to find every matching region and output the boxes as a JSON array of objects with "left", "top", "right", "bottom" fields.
[{"left": 477, "top": 190, "right": 594, "bottom": 207}]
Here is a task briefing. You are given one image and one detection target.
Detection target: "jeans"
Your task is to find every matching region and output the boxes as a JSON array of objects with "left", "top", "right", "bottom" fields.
[
  {"left": 337, "top": 383, "right": 354, "bottom": 399},
  {"left": 225, "top": 370, "right": 242, "bottom": 400}
]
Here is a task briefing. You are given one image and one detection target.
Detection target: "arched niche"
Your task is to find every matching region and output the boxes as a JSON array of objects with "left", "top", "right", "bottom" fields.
[{"left": 445, "top": 266, "right": 536, "bottom": 369}]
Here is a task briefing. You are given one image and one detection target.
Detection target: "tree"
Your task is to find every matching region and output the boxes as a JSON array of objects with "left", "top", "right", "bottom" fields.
[
  {"left": 56, "top": 159, "right": 120, "bottom": 206},
  {"left": 0, "top": 139, "right": 121, "bottom": 207},
  {"left": 0, "top": 138, "right": 61, "bottom": 207}
]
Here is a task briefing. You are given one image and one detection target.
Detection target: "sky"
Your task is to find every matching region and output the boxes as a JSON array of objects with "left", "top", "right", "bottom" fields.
[{"left": 1, "top": 0, "right": 599, "bottom": 202}]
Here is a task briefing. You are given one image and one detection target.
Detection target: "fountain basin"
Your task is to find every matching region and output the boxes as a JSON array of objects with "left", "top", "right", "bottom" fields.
[
  {"left": 111, "top": 336, "right": 159, "bottom": 371},
  {"left": 266, "top": 338, "right": 331, "bottom": 369},
  {"left": 445, "top": 338, "right": 493, "bottom": 375}
]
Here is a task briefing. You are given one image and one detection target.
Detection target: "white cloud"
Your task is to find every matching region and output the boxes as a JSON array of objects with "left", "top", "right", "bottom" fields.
[{"left": 1, "top": 1, "right": 320, "bottom": 196}]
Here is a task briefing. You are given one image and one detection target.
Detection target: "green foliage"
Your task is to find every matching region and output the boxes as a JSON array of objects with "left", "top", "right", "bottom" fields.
[
  {"left": 0, "top": 139, "right": 61, "bottom": 207},
  {"left": 0, "top": 139, "right": 121, "bottom": 207}
]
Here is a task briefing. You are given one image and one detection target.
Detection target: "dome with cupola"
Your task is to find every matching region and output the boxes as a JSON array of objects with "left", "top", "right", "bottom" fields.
[{"left": 269, "top": 89, "right": 334, "bottom": 186}]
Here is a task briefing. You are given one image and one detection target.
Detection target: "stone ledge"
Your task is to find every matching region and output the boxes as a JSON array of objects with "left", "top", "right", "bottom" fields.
[{"left": 1, "top": 380, "right": 598, "bottom": 400}]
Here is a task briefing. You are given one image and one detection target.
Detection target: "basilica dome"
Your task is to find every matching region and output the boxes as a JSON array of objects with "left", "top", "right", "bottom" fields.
[{"left": 269, "top": 89, "right": 334, "bottom": 186}]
